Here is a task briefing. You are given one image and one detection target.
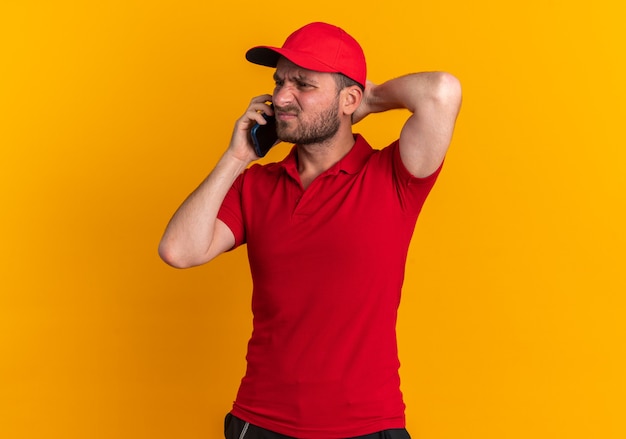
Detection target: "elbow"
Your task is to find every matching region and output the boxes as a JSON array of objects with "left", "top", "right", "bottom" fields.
[
  {"left": 158, "top": 239, "right": 195, "bottom": 269},
  {"left": 434, "top": 72, "right": 462, "bottom": 110}
]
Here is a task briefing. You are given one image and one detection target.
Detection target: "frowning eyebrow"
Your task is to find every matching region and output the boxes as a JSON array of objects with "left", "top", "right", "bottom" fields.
[{"left": 273, "top": 71, "right": 319, "bottom": 85}]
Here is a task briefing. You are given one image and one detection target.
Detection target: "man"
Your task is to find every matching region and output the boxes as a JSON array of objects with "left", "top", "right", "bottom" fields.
[{"left": 159, "top": 22, "right": 461, "bottom": 439}]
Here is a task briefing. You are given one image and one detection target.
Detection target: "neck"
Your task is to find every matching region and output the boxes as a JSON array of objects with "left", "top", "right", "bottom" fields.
[{"left": 296, "top": 128, "right": 355, "bottom": 189}]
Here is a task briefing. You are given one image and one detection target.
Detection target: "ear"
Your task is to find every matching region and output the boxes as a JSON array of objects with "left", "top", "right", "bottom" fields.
[{"left": 340, "top": 86, "right": 363, "bottom": 116}]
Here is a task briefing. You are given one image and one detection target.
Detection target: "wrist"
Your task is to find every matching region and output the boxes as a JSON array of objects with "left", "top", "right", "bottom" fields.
[{"left": 222, "top": 147, "right": 254, "bottom": 172}]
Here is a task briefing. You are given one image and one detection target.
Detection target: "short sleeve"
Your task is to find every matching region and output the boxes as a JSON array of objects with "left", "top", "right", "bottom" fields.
[{"left": 389, "top": 140, "right": 444, "bottom": 215}]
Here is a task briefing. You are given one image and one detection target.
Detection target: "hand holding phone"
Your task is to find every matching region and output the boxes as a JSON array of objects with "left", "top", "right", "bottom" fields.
[{"left": 250, "top": 107, "right": 278, "bottom": 158}]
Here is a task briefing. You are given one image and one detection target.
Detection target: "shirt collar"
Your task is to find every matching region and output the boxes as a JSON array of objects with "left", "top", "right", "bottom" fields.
[{"left": 279, "top": 134, "right": 374, "bottom": 178}]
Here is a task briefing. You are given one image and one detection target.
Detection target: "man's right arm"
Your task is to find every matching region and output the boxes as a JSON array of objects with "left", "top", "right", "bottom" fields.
[{"left": 158, "top": 95, "right": 274, "bottom": 268}]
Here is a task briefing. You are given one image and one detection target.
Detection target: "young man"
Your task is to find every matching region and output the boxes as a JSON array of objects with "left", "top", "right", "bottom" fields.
[{"left": 159, "top": 22, "right": 462, "bottom": 439}]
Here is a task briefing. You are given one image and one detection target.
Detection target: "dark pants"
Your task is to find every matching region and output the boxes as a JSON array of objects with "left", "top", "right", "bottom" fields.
[{"left": 224, "top": 413, "right": 411, "bottom": 439}]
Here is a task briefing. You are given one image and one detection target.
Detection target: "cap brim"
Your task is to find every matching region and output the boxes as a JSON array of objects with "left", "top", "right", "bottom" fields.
[{"left": 245, "top": 46, "right": 282, "bottom": 67}]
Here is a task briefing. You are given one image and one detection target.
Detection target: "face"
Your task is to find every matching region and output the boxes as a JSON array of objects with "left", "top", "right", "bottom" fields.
[{"left": 272, "top": 58, "right": 342, "bottom": 145}]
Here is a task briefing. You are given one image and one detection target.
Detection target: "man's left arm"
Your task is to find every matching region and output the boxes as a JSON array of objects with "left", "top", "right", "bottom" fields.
[{"left": 353, "top": 72, "right": 462, "bottom": 178}]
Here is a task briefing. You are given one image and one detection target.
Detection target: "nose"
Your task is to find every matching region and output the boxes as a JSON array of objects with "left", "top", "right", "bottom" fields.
[{"left": 272, "top": 84, "right": 294, "bottom": 108}]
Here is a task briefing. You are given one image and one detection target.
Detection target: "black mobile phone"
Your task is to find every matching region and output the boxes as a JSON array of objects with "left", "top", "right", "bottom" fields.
[{"left": 250, "top": 111, "right": 278, "bottom": 158}]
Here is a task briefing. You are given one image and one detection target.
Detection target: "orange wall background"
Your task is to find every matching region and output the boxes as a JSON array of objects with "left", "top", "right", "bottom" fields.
[{"left": 1, "top": 1, "right": 624, "bottom": 438}]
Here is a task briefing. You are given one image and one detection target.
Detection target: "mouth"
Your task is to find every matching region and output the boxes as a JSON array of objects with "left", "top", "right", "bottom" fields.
[{"left": 275, "top": 107, "right": 299, "bottom": 121}]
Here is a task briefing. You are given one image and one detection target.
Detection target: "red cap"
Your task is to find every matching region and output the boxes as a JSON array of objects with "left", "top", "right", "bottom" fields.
[{"left": 246, "top": 22, "right": 366, "bottom": 88}]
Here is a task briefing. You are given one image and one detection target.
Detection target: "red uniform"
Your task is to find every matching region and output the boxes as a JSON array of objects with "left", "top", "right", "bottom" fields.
[{"left": 217, "top": 135, "right": 441, "bottom": 438}]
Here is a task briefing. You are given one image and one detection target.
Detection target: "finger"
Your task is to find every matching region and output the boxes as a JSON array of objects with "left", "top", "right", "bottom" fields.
[
  {"left": 244, "top": 108, "right": 271, "bottom": 126},
  {"left": 249, "top": 94, "right": 273, "bottom": 112},
  {"left": 245, "top": 99, "right": 274, "bottom": 124},
  {"left": 250, "top": 94, "right": 273, "bottom": 104}
]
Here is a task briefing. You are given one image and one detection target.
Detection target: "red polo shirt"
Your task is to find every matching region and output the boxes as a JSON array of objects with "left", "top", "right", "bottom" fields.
[{"left": 217, "top": 134, "right": 441, "bottom": 438}]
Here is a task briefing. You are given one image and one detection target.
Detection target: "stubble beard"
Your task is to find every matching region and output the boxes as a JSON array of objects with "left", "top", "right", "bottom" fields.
[{"left": 276, "top": 101, "right": 341, "bottom": 146}]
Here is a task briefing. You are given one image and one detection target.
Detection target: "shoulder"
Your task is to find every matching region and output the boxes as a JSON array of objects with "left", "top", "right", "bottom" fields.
[
  {"left": 366, "top": 138, "right": 444, "bottom": 189},
  {"left": 235, "top": 157, "right": 293, "bottom": 198}
]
